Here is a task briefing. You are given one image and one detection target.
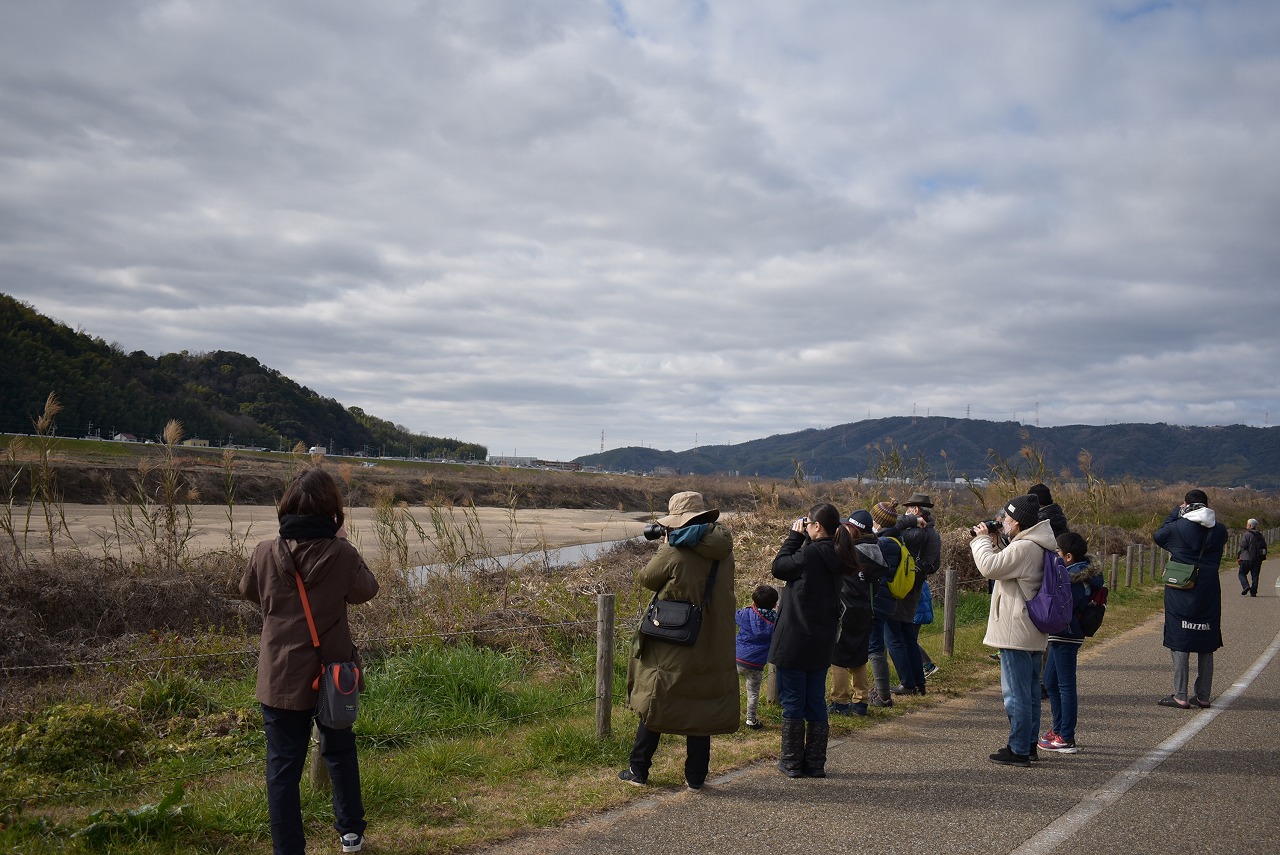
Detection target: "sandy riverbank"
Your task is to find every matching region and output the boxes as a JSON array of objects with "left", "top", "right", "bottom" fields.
[{"left": 17, "top": 504, "right": 652, "bottom": 559}]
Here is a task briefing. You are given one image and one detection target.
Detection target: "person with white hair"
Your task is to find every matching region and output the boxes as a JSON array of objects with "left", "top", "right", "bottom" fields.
[{"left": 1237, "top": 518, "right": 1268, "bottom": 597}]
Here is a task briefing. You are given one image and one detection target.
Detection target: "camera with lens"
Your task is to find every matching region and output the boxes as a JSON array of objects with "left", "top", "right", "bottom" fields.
[
  {"left": 643, "top": 523, "right": 666, "bottom": 541},
  {"left": 981, "top": 519, "right": 1001, "bottom": 534}
]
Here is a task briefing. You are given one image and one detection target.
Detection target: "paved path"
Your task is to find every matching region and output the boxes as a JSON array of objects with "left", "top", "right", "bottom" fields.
[{"left": 482, "top": 560, "right": 1279, "bottom": 855}]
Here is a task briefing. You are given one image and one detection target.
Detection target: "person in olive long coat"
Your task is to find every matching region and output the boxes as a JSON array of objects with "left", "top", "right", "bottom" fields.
[{"left": 622, "top": 491, "right": 738, "bottom": 791}]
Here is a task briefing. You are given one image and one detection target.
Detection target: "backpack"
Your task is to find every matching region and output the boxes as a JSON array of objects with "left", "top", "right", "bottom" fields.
[
  {"left": 1026, "top": 547, "right": 1073, "bottom": 634},
  {"left": 884, "top": 536, "right": 917, "bottom": 600},
  {"left": 1078, "top": 581, "right": 1108, "bottom": 637}
]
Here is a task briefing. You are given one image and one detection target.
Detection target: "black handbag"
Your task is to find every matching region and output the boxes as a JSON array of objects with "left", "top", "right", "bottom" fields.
[{"left": 639, "top": 560, "right": 720, "bottom": 646}]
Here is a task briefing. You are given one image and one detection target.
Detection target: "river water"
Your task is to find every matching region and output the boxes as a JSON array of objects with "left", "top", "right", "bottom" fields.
[{"left": 407, "top": 537, "right": 636, "bottom": 584}]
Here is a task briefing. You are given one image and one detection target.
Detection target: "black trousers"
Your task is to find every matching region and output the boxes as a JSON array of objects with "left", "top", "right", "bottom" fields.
[
  {"left": 262, "top": 704, "right": 366, "bottom": 855},
  {"left": 628, "top": 720, "right": 711, "bottom": 786}
]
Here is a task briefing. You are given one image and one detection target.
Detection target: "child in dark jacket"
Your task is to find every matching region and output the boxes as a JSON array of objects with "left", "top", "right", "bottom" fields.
[
  {"left": 736, "top": 584, "right": 779, "bottom": 729},
  {"left": 1039, "top": 531, "right": 1105, "bottom": 754}
]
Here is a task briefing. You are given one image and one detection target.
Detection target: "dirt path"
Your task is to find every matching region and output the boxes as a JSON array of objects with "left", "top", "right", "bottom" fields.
[{"left": 15, "top": 504, "right": 652, "bottom": 559}]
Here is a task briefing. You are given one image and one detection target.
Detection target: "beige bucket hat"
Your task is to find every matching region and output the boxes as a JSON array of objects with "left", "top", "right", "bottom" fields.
[{"left": 656, "top": 491, "right": 720, "bottom": 528}]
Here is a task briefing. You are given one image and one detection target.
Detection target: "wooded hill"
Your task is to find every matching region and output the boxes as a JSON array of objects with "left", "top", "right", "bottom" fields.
[
  {"left": 0, "top": 293, "right": 486, "bottom": 460},
  {"left": 576, "top": 416, "right": 1280, "bottom": 489}
]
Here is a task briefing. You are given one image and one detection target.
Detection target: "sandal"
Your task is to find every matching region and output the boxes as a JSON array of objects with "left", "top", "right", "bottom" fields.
[
  {"left": 1191, "top": 697, "right": 1212, "bottom": 708},
  {"left": 1158, "top": 695, "right": 1191, "bottom": 709}
]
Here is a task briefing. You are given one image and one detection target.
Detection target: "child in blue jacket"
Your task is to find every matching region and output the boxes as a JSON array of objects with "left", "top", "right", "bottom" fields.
[
  {"left": 1039, "top": 531, "right": 1105, "bottom": 754},
  {"left": 736, "top": 584, "right": 779, "bottom": 729}
]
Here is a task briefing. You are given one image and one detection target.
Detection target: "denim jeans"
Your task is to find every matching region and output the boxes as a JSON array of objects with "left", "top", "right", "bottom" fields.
[
  {"left": 998, "top": 648, "right": 1042, "bottom": 756},
  {"left": 868, "top": 610, "right": 886, "bottom": 655},
  {"left": 774, "top": 667, "right": 830, "bottom": 723},
  {"left": 262, "top": 704, "right": 366, "bottom": 855},
  {"left": 627, "top": 720, "right": 711, "bottom": 786},
  {"left": 884, "top": 618, "right": 925, "bottom": 689},
  {"left": 1043, "top": 641, "right": 1079, "bottom": 742}
]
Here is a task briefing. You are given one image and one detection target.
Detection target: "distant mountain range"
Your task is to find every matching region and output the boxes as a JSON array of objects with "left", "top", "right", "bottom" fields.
[
  {"left": 0, "top": 293, "right": 486, "bottom": 460},
  {"left": 575, "top": 416, "right": 1280, "bottom": 489},
  {"left": 8, "top": 292, "right": 1274, "bottom": 488}
]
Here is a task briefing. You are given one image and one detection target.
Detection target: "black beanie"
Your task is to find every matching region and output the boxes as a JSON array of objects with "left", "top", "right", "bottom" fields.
[{"left": 1005, "top": 494, "right": 1041, "bottom": 529}]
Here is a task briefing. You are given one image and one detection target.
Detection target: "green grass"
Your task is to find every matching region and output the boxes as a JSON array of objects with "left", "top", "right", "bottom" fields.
[{"left": 0, "top": 567, "right": 1176, "bottom": 855}]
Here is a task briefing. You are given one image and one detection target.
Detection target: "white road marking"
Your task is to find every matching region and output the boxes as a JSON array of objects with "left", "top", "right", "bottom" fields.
[{"left": 1011, "top": 628, "right": 1280, "bottom": 855}]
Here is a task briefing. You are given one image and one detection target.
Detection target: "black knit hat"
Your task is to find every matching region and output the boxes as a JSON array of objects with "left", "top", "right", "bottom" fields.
[{"left": 1005, "top": 494, "right": 1041, "bottom": 529}]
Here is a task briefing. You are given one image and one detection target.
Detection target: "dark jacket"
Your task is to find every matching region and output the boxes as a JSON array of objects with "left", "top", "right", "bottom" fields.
[
  {"left": 626, "top": 522, "right": 739, "bottom": 735},
  {"left": 1038, "top": 503, "right": 1070, "bottom": 537},
  {"left": 240, "top": 535, "right": 379, "bottom": 711},
  {"left": 872, "top": 535, "right": 903, "bottom": 619},
  {"left": 831, "top": 538, "right": 885, "bottom": 669},
  {"left": 883, "top": 513, "right": 941, "bottom": 623},
  {"left": 1239, "top": 529, "right": 1267, "bottom": 567},
  {"left": 768, "top": 532, "right": 844, "bottom": 671},
  {"left": 1154, "top": 505, "right": 1228, "bottom": 652}
]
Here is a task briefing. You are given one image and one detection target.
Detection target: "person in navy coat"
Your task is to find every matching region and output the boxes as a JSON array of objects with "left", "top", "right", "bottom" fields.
[{"left": 1153, "top": 488, "right": 1228, "bottom": 709}]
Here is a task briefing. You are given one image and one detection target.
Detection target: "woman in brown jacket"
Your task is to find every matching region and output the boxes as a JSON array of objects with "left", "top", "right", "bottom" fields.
[{"left": 240, "top": 468, "right": 379, "bottom": 855}]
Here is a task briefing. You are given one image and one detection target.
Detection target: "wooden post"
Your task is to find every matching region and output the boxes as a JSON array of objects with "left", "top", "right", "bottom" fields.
[
  {"left": 309, "top": 723, "right": 330, "bottom": 789},
  {"left": 596, "top": 593, "right": 615, "bottom": 740},
  {"left": 1109, "top": 553, "right": 1119, "bottom": 590},
  {"left": 1125, "top": 544, "right": 1134, "bottom": 588},
  {"left": 1151, "top": 544, "right": 1160, "bottom": 581},
  {"left": 942, "top": 565, "right": 957, "bottom": 657}
]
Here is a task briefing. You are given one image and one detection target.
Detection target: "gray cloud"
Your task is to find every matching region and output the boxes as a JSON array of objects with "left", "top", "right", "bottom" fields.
[{"left": 3, "top": 1, "right": 1278, "bottom": 460}]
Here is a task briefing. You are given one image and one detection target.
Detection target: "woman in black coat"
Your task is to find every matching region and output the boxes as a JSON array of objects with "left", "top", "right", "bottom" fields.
[{"left": 768, "top": 502, "right": 856, "bottom": 778}]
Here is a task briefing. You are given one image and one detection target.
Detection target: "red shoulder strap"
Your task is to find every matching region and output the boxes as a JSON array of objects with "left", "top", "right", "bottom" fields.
[{"left": 293, "top": 569, "right": 321, "bottom": 651}]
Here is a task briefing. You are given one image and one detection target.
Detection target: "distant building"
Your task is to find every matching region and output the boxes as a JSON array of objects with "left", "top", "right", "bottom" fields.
[
  {"left": 182, "top": 439, "right": 210, "bottom": 447},
  {"left": 489, "top": 455, "right": 536, "bottom": 467},
  {"left": 113, "top": 432, "right": 139, "bottom": 442},
  {"left": 487, "top": 455, "right": 582, "bottom": 471}
]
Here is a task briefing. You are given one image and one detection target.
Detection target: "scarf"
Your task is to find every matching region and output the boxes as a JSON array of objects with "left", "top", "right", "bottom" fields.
[
  {"left": 278, "top": 514, "right": 339, "bottom": 541},
  {"left": 667, "top": 522, "right": 711, "bottom": 547}
]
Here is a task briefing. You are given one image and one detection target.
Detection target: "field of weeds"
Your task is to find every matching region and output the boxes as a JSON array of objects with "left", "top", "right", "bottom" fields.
[{"left": 1, "top": 405, "right": 1276, "bottom": 852}]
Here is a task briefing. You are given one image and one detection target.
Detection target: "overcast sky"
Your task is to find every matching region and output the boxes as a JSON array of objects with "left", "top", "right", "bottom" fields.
[{"left": 3, "top": 1, "right": 1278, "bottom": 459}]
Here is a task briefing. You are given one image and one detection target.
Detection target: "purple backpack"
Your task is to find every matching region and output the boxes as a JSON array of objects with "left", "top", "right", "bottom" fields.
[{"left": 1027, "top": 548, "right": 1073, "bottom": 634}]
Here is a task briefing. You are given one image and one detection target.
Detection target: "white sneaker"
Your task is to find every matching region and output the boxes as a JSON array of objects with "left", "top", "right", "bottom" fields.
[{"left": 341, "top": 832, "right": 363, "bottom": 853}]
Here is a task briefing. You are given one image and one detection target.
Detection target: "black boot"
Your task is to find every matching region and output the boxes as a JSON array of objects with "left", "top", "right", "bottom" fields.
[
  {"left": 802, "top": 720, "right": 829, "bottom": 778},
  {"left": 778, "top": 718, "right": 805, "bottom": 778}
]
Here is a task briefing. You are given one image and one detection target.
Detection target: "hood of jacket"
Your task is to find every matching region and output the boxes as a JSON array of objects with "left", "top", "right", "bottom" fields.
[
  {"left": 1015, "top": 518, "right": 1059, "bottom": 550},
  {"left": 684, "top": 521, "right": 733, "bottom": 562},
  {"left": 1182, "top": 504, "right": 1217, "bottom": 528}
]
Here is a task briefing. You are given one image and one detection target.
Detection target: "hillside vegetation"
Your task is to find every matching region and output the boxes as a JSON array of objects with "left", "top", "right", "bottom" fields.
[
  {"left": 578, "top": 417, "right": 1280, "bottom": 489},
  {"left": 0, "top": 293, "right": 485, "bottom": 460}
]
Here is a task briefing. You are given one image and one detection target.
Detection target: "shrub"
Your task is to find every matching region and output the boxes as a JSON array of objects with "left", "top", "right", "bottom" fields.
[{"left": 6, "top": 703, "right": 142, "bottom": 774}]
